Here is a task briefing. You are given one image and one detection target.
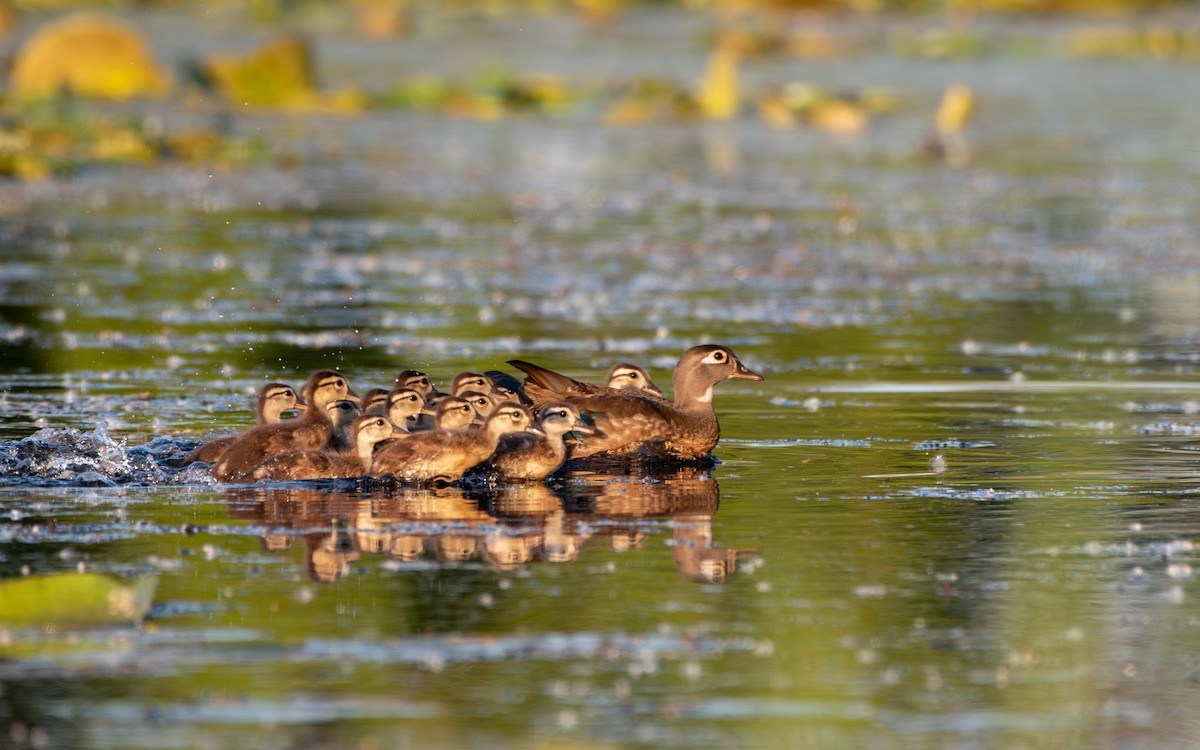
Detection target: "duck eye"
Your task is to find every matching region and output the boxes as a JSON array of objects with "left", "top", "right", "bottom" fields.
[{"left": 713, "top": 352, "right": 725, "bottom": 361}]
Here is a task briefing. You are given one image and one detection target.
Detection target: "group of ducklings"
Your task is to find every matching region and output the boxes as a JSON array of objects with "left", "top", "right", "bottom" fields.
[{"left": 185, "top": 344, "right": 764, "bottom": 485}]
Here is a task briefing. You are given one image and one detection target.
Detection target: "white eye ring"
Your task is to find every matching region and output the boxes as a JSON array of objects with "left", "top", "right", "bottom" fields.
[{"left": 702, "top": 351, "right": 727, "bottom": 364}]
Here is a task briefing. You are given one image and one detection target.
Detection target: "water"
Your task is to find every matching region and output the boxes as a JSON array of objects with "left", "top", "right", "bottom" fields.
[{"left": 4, "top": 8, "right": 1200, "bottom": 749}]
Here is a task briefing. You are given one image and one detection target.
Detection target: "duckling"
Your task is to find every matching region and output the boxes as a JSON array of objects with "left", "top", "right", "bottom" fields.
[
  {"left": 450, "top": 372, "right": 498, "bottom": 397},
  {"left": 325, "top": 398, "right": 361, "bottom": 452},
  {"left": 251, "top": 414, "right": 395, "bottom": 481},
  {"left": 509, "top": 344, "right": 763, "bottom": 462},
  {"left": 384, "top": 387, "right": 425, "bottom": 434},
  {"left": 409, "top": 394, "right": 476, "bottom": 433},
  {"left": 359, "top": 388, "right": 390, "bottom": 416},
  {"left": 213, "top": 369, "right": 355, "bottom": 482},
  {"left": 394, "top": 369, "right": 442, "bottom": 399},
  {"left": 371, "top": 401, "right": 542, "bottom": 482},
  {"left": 183, "top": 382, "right": 303, "bottom": 465},
  {"left": 489, "top": 401, "right": 595, "bottom": 481},
  {"left": 606, "top": 363, "right": 665, "bottom": 398},
  {"left": 460, "top": 389, "right": 501, "bottom": 420}
]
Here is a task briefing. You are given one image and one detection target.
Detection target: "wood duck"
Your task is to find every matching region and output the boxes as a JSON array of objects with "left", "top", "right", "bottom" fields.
[
  {"left": 484, "top": 370, "right": 528, "bottom": 403},
  {"left": 183, "top": 382, "right": 303, "bottom": 465},
  {"left": 605, "top": 363, "right": 665, "bottom": 397},
  {"left": 251, "top": 413, "right": 394, "bottom": 481},
  {"left": 450, "top": 372, "right": 499, "bottom": 397},
  {"left": 370, "top": 401, "right": 541, "bottom": 482},
  {"left": 384, "top": 387, "right": 425, "bottom": 434},
  {"left": 459, "top": 389, "right": 500, "bottom": 420},
  {"left": 488, "top": 401, "right": 595, "bottom": 481},
  {"left": 508, "top": 344, "right": 763, "bottom": 461},
  {"left": 409, "top": 394, "right": 476, "bottom": 433},
  {"left": 394, "top": 369, "right": 442, "bottom": 399},
  {"left": 213, "top": 369, "right": 356, "bottom": 482},
  {"left": 325, "top": 398, "right": 361, "bottom": 452},
  {"left": 360, "top": 388, "right": 390, "bottom": 416}
]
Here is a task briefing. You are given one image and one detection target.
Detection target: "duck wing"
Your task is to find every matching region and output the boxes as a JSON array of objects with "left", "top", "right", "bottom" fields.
[
  {"left": 507, "top": 360, "right": 607, "bottom": 401},
  {"left": 558, "top": 391, "right": 689, "bottom": 458}
]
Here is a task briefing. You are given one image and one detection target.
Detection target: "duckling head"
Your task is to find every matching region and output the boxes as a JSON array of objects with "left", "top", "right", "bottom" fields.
[
  {"left": 259, "top": 383, "right": 303, "bottom": 423},
  {"left": 484, "top": 401, "right": 543, "bottom": 439},
  {"left": 395, "top": 369, "right": 436, "bottom": 398},
  {"left": 304, "top": 370, "right": 354, "bottom": 411},
  {"left": 433, "top": 395, "right": 476, "bottom": 431},
  {"left": 460, "top": 389, "right": 499, "bottom": 419},
  {"left": 606, "top": 363, "right": 665, "bottom": 398},
  {"left": 451, "top": 372, "right": 495, "bottom": 397},
  {"left": 385, "top": 387, "right": 426, "bottom": 432},
  {"left": 325, "top": 398, "right": 360, "bottom": 429},
  {"left": 536, "top": 401, "right": 595, "bottom": 438},
  {"left": 351, "top": 413, "right": 394, "bottom": 449},
  {"left": 359, "top": 388, "right": 390, "bottom": 415}
]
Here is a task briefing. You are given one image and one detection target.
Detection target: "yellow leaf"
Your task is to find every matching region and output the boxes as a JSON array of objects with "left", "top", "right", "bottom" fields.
[
  {"left": 10, "top": 13, "right": 169, "bottom": 100},
  {"left": 935, "top": 83, "right": 975, "bottom": 137},
  {"left": 697, "top": 45, "right": 740, "bottom": 121}
]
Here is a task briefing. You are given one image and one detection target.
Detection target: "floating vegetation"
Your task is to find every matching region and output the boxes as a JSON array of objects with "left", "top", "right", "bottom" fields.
[{"left": 0, "top": 573, "right": 157, "bottom": 629}]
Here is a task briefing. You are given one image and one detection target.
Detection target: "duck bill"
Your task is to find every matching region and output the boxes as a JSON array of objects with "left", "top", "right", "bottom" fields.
[
  {"left": 345, "top": 388, "right": 363, "bottom": 404},
  {"left": 730, "top": 361, "right": 765, "bottom": 381},
  {"left": 525, "top": 426, "right": 547, "bottom": 437},
  {"left": 570, "top": 422, "right": 597, "bottom": 436},
  {"left": 292, "top": 399, "right": 309, "bottom": 412}
]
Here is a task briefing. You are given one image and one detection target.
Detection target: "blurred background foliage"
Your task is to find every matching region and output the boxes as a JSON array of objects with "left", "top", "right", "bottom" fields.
[{"left": 0, "top": 0, "right": 1198, "bottom": 178}]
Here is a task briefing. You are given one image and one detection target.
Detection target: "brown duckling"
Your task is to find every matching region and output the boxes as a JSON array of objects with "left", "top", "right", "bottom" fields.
[
  {"left": 325, "top": 399, "right": 361, "bottom": 452},
  {"left": 213, "top": 369, "right": 356, "bottom": 482},
  {"left": 394, "top": 369, "right": 442, "bottom": 399},
  {"left": 460, "top": 389, "right": 501, "bottom": 420},
  {"left": 251, "top": 414, "right": 395, "bottom": 481},
  {"left": 184, "top": 382, "right": 304, "bottom": 465},
  {"left": 384, "top": 387, "right": 425, "bottom": 434},
  {"left": 409, "top": 394, "right": 476, "bottom": 433},
  {"left": 360, "top": 388, "right": 390, "bottom": 416},
  {"left": 606, "top": 363, "right": 665, "bottom": 398},
  {"left": 489, "top": 401, "right": 595, "bottom": 481},
  {"left": 450, "top": 372, "right": 498, "bottom": 397},
  {"left": 371, "top": 401, "right": 541, "bottom": 482},
  {"left": 509, "top": 344, "right": 763, "bottom": 461}
]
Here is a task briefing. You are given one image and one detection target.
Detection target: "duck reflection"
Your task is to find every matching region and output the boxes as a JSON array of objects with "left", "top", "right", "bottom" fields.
[{"left": 223, "top": 465, "right": 754, "bottom": 583}]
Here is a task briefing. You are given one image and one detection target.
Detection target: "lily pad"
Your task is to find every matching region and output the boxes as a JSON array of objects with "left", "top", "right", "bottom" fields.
[{"left": 0, "top": 573, "right": 157, "bottom": 628}]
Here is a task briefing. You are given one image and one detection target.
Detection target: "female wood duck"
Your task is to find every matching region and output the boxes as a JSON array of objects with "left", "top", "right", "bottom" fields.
[
  {"left": 370, "top": 401, "right": 541, "bottom": 482},
  {"left": 488, "top": 401, "right": 595, "bottom": 481},
  {"left": 183, "top": 382, "right": 303, "bottom": 465},
  {"left": 508, "top": 344, "right": 763, "bottom": 461},
  {"left": 251, "top": 413, "right": 394, "bottom": 481},
  {"left": 213, "top": 369, "right": 356, "bottom": 482}
]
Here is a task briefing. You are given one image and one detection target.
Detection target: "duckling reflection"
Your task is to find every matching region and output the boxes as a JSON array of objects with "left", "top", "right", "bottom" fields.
[
  {"left": 222, "top": 464, "right": 754, "bottom": 583},
  {"left": 306, "top": 521, "right": 360, "bottom": 583}
]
